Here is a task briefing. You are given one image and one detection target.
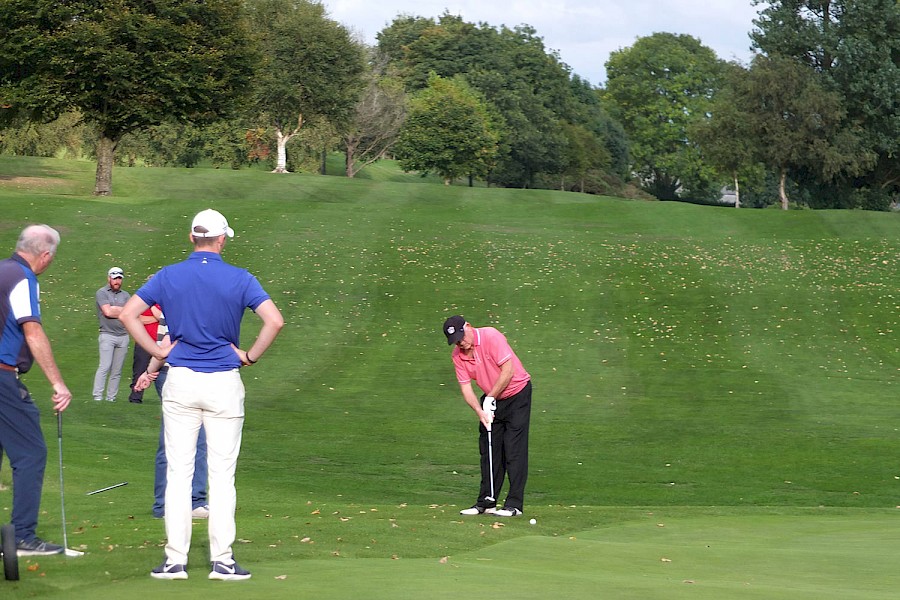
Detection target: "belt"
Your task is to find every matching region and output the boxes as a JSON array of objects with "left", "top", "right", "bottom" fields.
[{"left": 0, "top": 363, "right": 18, "bottom": 372}]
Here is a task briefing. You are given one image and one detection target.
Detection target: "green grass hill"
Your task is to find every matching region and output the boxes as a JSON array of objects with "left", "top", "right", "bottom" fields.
[{"left": 0, "top": 156, "right": 897, "bottom": 598}]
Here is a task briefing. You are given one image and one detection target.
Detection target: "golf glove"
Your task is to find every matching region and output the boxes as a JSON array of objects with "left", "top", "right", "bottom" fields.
[{"left": 482, "top": 396, "right": 496, "bottom": 415}]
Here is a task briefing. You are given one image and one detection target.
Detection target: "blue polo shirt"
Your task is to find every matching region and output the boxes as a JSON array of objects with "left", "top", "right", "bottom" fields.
[
  {"left": 136, "top": 252, "right": 270, "bottom": 373},
  {"left": 0, "top": 254, "right": 41, "bottom": 372}
]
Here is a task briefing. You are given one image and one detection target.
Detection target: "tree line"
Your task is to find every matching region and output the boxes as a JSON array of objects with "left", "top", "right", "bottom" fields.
[{"left": 1, "top": 0, "right": 897, "bottom": 210}]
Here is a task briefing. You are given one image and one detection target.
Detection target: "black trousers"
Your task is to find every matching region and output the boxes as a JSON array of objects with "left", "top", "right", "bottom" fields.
[
  {"left": 477, "top": 380, "right": 532, "bottom": 510},
  {"left": 128, "top": 344, "right": 152, "bottom": 402}
]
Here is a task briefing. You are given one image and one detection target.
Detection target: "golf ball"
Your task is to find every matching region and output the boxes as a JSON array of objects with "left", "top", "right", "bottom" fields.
[{"left": 529, "top": 518, "right": 537, "bottom": 525}]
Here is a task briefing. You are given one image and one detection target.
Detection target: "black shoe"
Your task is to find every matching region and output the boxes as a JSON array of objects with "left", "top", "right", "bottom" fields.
[
  {"left": 129, "top": 398, "right": 143, "bottom": 404},
  {"left": 17, "top": 537, "right": 64, "bottom": 556}
]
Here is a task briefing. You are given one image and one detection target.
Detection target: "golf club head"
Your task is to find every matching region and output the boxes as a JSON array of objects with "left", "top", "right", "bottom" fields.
[{"left": 64, "top": 548, "right": 84, "bottom": 557}]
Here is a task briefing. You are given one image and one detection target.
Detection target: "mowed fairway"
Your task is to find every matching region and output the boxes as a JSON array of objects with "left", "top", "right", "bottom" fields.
[{"left": 0, "top": 156, "right": 898, "bottom": 598}]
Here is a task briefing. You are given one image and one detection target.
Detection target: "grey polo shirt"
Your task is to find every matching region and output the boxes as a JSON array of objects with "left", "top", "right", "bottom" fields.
[{"left": 96, "top": 285, "right": 130, "bottom": 335}]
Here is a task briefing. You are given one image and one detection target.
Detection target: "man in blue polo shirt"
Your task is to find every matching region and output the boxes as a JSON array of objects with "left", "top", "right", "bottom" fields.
[
  {"left": 0, "top": 224, "right": 72, "bottom": 555},
  {"left": 120, "top": 209, "right": 284, "bottom": 581}
]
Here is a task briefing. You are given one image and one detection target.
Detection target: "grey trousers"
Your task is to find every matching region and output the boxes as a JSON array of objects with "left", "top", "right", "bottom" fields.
[{"left": 93, "top": 332, "right": 130, "bottom": 401}]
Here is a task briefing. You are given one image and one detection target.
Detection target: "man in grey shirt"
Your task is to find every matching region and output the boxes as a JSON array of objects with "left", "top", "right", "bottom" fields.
[{"left": 93, "top": 267, "right": 130, "bottom": 402}]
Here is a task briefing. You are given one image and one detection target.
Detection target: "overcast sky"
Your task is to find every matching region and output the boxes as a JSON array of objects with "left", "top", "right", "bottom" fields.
[{"left": 325, "top": 0, "right": 764, "bottom": 86}]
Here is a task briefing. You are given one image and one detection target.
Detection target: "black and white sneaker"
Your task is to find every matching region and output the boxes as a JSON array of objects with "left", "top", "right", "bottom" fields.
[
  {"left": 494, "top": 507, "right": 523, "bottom": 517},
  {"left": 16, "top": 537, "right": 64, "bottom": 556},
  {"left": 459, "top": 505, "right": 498, "bottom": 516},
  {"left": 150, "top": 560, "right": 188, "bottom": 580},
  {"left": 209, "top": 560, "right": 251, "bottom": 581}
]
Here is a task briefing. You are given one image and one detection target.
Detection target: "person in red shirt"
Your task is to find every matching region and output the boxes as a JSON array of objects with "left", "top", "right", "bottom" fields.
[
  {"left": 443, "top": 315, "right": 532, "bottom": 518},
  {"left": 128, "top": 303, "right": 162, "bottom": 403}
]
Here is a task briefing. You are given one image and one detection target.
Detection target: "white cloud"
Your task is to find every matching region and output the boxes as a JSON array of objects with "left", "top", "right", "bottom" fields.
[{"left": 325, "top": 0, "right": 762, "bottom": 85}]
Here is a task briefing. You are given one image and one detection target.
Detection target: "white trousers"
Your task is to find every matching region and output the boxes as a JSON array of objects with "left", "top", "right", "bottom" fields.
[{"left": 162, "top": 366, "right": 245, "bottom": 565}]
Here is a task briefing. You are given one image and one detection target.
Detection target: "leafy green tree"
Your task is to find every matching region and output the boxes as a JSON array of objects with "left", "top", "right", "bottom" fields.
[
  {"left": 730, "top": 55, "right": 873, "bottom": 209},
  {"left": 393, "top": 74, "right": 500, "bottom": 184},
  {"left": 603, "top": 33, "right": 725, "bottom": 201},
  {"left": 245, "top": 0, "right": 365, "bottom": 173},
  {"left": 559, "top": 122, "right": 610, "bottom": 193},
  {"left": 378, "top": 15, "right": 609, "bottom": 190},
  {"left": 0, "top": 0, "right": 256, "bottom": 195},
  {"left": 751, "top": 0, "right": 900, "bottom": 208},
  {"left": 691, "top": 63, "right": 766, "bottom": 208}
]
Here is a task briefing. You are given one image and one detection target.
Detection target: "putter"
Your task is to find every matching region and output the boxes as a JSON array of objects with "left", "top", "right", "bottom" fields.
[
  {"left": 57, "top": 412, "right": 83, "bottom": 557},
  {"left": 483, "top": 397, "right": 497, "bottom": 503}
]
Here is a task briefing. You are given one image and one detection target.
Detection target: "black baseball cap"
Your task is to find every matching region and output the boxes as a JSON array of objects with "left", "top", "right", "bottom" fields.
[{"left": 443, "top": 315, "right": 466, "bottom": 345}]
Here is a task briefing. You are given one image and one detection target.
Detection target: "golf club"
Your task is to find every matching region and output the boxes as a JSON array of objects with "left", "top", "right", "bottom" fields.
[
  {"left": 85, "top": 482, "right": 128, "bottom": 496},
  {"left": 57, "top": 412, "right": 83, "bottom": 557},
  {"left": 483, "top": 397, "right": 496, "bottom": 503}
]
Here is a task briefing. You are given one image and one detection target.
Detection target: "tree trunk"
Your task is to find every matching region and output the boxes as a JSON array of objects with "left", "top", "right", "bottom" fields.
[
  {"left": 320, "top": 146, "right": 327, "bottom": 175},
  {"left": 345, "top": 147, "right": 356, "bottom": 178},
  {"left": 272, "top": 114, "right": 303, "bottom": 174},
  {"left": 779, "top": 168, "right": 789, "bottom": 210},
  {"left": 93, "top": 135, "right": 118, "bottom": 196},
  {"left": 273, "top": 129, "right": 290, "bottom": 173},
  {"left": 733, "top": 173, "right": 741, "bottom": 208}
]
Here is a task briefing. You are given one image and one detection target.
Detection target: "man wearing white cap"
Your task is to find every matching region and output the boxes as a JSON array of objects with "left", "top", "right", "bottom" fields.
[
  {"left": 121, "top": 209, "right": 284, "bottom": 581},
  {"left": 92, "top": 266, "right": 130, "bottom": 402}
]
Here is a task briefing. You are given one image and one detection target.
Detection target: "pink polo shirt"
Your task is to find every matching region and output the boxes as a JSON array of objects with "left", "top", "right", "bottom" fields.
[{"left": 452, "top": 326, "right": 530, "bottom": 399}]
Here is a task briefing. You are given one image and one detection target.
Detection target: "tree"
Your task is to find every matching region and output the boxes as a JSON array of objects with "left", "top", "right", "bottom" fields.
[
  {"left": 751, "top": 0, "right": 900, "bottom": 208},
  {"left": 245, "top": 0, "right": 365, "bottom": 174},
  {"left": 393, "top": 74, "right": 500, "bottom": 184},
  {"left": 0, "top": 0, "right": 256, "bottom": 195},
  {"left": 731, "top": 55, "right": 873, "bottom": 209},
  {"left": 343, "top": 53, "right": 408, "bottom": 178},
  {"left": 378, "top": 15, "right": 611, "bottom": 190},
  {"left": 691, "top": 63, "right": 765, "bottom": 208},
  {"left": 603, "top": 33, "right": 725, "bottom": 201}
]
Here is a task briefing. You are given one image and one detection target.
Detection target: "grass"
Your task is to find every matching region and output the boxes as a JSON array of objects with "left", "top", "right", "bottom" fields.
[{"left": 0, "top": 155, "right": 898, "bottom": 598}]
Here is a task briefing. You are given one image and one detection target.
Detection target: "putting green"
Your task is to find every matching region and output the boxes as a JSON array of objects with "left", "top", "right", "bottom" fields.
[{"left": 32, "top": 511, "right": 898, "bottom": 599}]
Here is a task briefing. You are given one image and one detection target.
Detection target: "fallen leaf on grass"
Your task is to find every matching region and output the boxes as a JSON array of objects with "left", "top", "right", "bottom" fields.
[
  {"left": 439, "top": 557, "right": 449, "bottom": 564},
  {"left": 28, "top": 563, "right": 40, "bottom": 572},
  {"left": 275, "top": 575, "right": 287, "bottom": 580},
  {"left": 661, "top": 558, "right": 672, "bottom": 563}
]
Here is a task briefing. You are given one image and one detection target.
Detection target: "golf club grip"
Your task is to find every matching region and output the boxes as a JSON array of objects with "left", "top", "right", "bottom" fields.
[{"left": 57, "top": 411, "right": 62, "bottom": 437}]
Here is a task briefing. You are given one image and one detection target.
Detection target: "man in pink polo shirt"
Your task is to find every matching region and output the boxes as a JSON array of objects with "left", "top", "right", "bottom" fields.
[{"left": 443, "top": 315, "right": 532, "bottom": 517}]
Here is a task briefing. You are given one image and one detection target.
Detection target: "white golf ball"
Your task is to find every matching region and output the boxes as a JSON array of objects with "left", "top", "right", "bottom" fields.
[{"left": 529, "top": 518, "right": 537, "bottom": 525}]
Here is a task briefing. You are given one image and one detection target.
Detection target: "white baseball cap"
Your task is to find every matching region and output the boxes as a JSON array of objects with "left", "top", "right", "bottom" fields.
[
  {"left": 108, "top": 266, "right": 124, "bottom": 279},
  {"left": 191, "top": 209, "right": 234, "bottom": 238}
]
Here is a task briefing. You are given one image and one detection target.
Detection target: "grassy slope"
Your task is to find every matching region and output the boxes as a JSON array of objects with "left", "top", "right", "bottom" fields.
[{"left": 0, "top": 156, "right": 897, "bottom": 597}]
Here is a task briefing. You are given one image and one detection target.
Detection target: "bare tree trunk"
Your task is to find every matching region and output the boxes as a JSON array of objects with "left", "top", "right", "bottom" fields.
[
  {"left": 273, "top": 130, "right": 290, "bottom": 173},
  {"left": 272, "top": 114, "right": 303, "bottom": 174},
  {"left": 733, "top": 173, "right": 741, "bottom": 208},
  {"left": 779, "top": 168, "right": 789, "bottom": 210},
  {"left": 345, "top": 145, "right": 356, "bottom": 178},
  {"left": 93, "top": 135, "right": 118, "bottom": 196}
]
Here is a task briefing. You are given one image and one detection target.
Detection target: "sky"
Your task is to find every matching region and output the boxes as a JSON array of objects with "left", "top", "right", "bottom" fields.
[{"left": 324, "top": 0, "right": 764, "bottom": 86}]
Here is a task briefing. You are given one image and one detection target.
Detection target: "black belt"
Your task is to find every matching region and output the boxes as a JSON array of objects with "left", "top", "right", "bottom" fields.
[{"left": 0, "top": 363, "right": 18, "bottom": 372}]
